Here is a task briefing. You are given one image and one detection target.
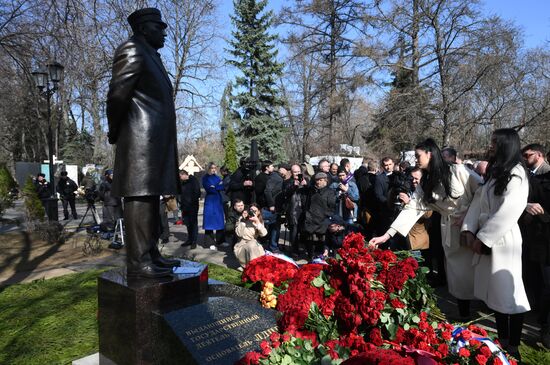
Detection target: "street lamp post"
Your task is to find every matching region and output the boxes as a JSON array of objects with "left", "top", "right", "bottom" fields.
[{"left": 32, "top": 61, "right": 64, "bottom": 221}]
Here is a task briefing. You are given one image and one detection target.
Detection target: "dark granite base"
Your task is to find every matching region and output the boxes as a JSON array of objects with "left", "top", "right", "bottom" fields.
[
  {"left": 98, "top": 263, "right": 277, "bottom": 365},
  {"left": 98, "top": 260, "right": 208, "bottom": 365},
  {"left": 153, "top": 297, "right": 277, "bottom": 365}
]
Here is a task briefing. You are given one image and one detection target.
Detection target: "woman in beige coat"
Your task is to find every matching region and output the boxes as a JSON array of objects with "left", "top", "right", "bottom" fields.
[
  {"left": 370, "top": 138, "right": 482, "bottom": 319},
  {"left": 234, "top": 203, "right": 268, "bottom": 269},
  {"left": 461, "top": 129, "right": 529, "bottom": 359}
]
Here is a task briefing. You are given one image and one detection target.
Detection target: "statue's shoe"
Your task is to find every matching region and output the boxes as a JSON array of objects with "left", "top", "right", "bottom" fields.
[
  {"left": 153, "top": 256, "right": 181, "bottom": 268},
  {"left": 127, "top": 264, "right": 173, "bottom": 278}
]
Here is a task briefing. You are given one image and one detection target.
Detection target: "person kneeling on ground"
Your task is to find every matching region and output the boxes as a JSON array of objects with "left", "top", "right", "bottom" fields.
[
  {"left": 234, "top": 203, "right": 267, "bottom": 271},
  {"left": 324, "top": 215, "right": 362, "bottom": 257}
]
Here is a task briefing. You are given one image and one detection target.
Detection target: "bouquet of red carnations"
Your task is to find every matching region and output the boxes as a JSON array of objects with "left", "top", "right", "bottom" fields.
[
  {"left": 236, "top": 233, "right": 516, "bottom": 365},
  {"left": 241, "top": 254, "right": 299, "bottom": 287}
]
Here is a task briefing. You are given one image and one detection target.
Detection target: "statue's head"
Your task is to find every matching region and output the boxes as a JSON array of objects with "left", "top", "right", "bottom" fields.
[{"left": 128, "top": 8, "right": 167, "bottom": 50}]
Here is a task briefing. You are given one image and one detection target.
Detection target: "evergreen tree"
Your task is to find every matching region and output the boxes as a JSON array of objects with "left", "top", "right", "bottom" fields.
[
  {"left": 22, "top": 176, "right": 45, "bottom": 223},
  {"left": 60, "top": 128, "right": 95, "bottom": 167},
  {"left": 0, "top": 165, "right": 17, "bottom": 218},
  {"left": 223, "top": 127, "right": 239, "bottom": 172},
  {"left": 365, "top": 36, "right": 435, "bottom": 155},
  {"left": 227, "top": 0, "right": 286, "bottom": 161}
]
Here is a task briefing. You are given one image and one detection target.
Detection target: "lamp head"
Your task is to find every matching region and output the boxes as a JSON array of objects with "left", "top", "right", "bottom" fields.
[
  {"left": 31, "top": 70, "right": 48, "bottom": 90},
  {"left": 47, "top": 61, "right": 64, "bottom": 83}
]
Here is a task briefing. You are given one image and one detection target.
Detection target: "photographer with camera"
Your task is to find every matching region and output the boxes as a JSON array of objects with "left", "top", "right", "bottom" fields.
[
  {"left": 383, "top": 165, "right": 417, "bottom": 251},
  {"left": 234, "top": 203, "right": 267, "bottom": 270},
  {"left": 57, "top": 171, "right": 79, "bottom": 220},
  {"left": 330, "top": 166, "right": 359, "bottom": 224},
  {"left": 98, "top": 169, "right": 122, "bottom": 230}
]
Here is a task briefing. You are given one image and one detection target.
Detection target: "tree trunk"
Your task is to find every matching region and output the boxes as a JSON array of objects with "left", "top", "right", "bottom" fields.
[{"left": 411, "top": 0, "right": 420, "bottom": 86}]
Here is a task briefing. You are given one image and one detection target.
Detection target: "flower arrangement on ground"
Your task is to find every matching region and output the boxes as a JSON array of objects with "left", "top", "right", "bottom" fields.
[{"left": 237, "top": 233, "right": 518, "bottom": 365}]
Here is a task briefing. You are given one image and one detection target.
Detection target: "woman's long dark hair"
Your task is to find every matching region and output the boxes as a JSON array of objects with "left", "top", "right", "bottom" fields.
[
  {"left": 416, "top": 138, "right": 454, "bottom": 204},
  {"left": 485, "top": 128, "right": 525, "bottom": 196}
]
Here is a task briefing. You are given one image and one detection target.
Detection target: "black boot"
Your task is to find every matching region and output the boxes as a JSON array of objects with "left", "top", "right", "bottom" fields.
[
  {"left": 153, "top": 256, "right": 181, "bottom": 268},
  {"left": 150, "top": 245, "right": 181, "bottom": 268},
  {"left": 127, "top": 263, "right": 172, "bottom": 278}
]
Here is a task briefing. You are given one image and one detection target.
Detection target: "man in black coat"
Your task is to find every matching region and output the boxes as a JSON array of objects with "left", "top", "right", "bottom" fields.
[
  {"left": 264, "top": 164, "right": 291, "bottom": 252},
  {"left": 373, "top": 157, "right": 395, "bottom": 235},
  {"left": 98, "top": 169, "right": 122, "bottom": 230},
  {"left": 56, "top": 171, "right": 78, "bottom": 220},
  {"left": 520, "top": 170, "right": 550, "bottom": 346},
  {"left": 107, "top": 8, "right": 179, "bottom": 277},
  {"left": 284, "top": 164, "right": 309, "bottom": 256},
  {"left": 178, "top": 170, "right": 201, "bottom": 249},
  {"left": 228, "top": 157, "right": 254, "bottom": 205},
  {"left": 224, "top": 199, "right": 245, "bottom": 246},
  {"left": 254, "top": 160, "right": 273, "bottom": 209},
  {"left": 303, "top": 172, "right": 336, "bottom": 260},
  {"left": 34, "top": 173, "right": 51, "bottom": 211}
]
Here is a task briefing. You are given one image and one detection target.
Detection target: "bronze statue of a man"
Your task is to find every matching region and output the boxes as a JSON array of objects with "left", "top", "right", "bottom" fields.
[{"left": 107, "top": 8, "right": 180, "bottom": 278}]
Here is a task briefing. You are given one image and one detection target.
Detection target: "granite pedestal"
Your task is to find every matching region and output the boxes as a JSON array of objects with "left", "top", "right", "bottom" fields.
[
  {"left": 98, "top": 260, "right": 208, "bottom": 365},
  {"left": 153, "top": 296, "right": 277, "bottom": 364}
]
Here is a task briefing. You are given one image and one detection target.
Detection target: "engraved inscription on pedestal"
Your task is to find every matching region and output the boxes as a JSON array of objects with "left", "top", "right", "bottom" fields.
[{"left": 161, "top": 297, "right": 277, "bottom": 364}]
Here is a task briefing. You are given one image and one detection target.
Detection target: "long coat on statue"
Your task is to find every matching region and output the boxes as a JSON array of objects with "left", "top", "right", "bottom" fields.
[
  {"left": 462, "top": 164, "right": 530, "bottom": 314},
  {"left": 106, "top": 35, "right": 179, "bottom": 197}
]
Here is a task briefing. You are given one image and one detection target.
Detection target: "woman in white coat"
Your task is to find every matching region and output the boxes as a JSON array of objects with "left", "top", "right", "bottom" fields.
[
  {"left": 370, "top": 138, "right": 482, "bottom": 319},
  {"left": 234, "top": 204, "right": 268, "bottom": 270},
  {"left": 461, "top": 129, "right": 530, "bottom": 358}
]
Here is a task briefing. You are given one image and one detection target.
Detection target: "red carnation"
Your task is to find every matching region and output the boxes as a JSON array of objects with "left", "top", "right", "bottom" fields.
[
  {"left": 341, "top": 348, "right": 415, "bottom": 365},
  {"left": 469, "top": 339, "right": 482, "bottom": 349},
  {"left": 236, "top": 351, "right": 261, "bottom": 365},
  {"left": 441, "top": 330, "right": 452, "bottom": 341},
  {"left": 390, "top": 298, "right": 406, "bottom": 309},
  {"left": 479, "top": 345, "right": 492, "bottom": 357},
  {"left": 468, "top": 324, "right": 488, "bottom": 337},
  {"left": 461, "top": 329, "right": 473, "bottom": 340},
  {"left": 368, "top": 328, "right": 384, "bottom": 346},
  {"left": 260, "top": 340, "right": 271, "bottom": 356},
  {"left": 458, "top": 347, "right": 471, "bottom": 357},
  {"left": 437, "top": 343, "right": 449, "bottom": 357},
  {"left": 492, "top": 358, "right": 503, "bottom": 365},
  {"left": 475, "top": 354, "right": 488, "bottom": 365}
]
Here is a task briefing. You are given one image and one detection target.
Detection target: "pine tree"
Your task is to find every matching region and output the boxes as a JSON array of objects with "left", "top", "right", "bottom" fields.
[
  {"left": 366, "top": 35, "right": 434, "bottom": 155},
  {"left": 22, "top": 176, "right": 45, "bottom": 223},
  {"left": 0, "top": 165, "right": 17, "bottom": 218},
  {"left": 223, "top": 127, "right": 239, "bottom": 172},
  {"left": 227, "top": 0, "right": 286, "bottom": 162}
]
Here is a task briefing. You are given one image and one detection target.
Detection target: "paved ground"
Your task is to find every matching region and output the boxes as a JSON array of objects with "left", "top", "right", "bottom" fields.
[
  {"left": 0, "top": 199, "right": 242, "bottom": 287},
  {"left": 0, "top": 198, "right": 547, "bottom": 349}
]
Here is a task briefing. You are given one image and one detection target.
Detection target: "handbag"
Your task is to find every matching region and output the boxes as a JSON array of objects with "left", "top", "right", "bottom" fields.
[
  {"left": 344, "top": 196, "right": 355, "bottom": 210},
  {"left": 165, "top": 196, "right": 177, "bottom": 212}
]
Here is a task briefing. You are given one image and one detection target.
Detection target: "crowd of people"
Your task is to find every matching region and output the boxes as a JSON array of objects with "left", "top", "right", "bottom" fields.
[
  {"left": 170, "top": 130, "right": 549, "bottom": 358},
  {"left": 30, "top": 129, "right": 550, "bottom": 355}
]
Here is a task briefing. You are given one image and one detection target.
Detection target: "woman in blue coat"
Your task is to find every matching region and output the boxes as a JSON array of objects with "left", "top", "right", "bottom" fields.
[{"left": 202, "top": 162, "right": 225, "bottom": 249}]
